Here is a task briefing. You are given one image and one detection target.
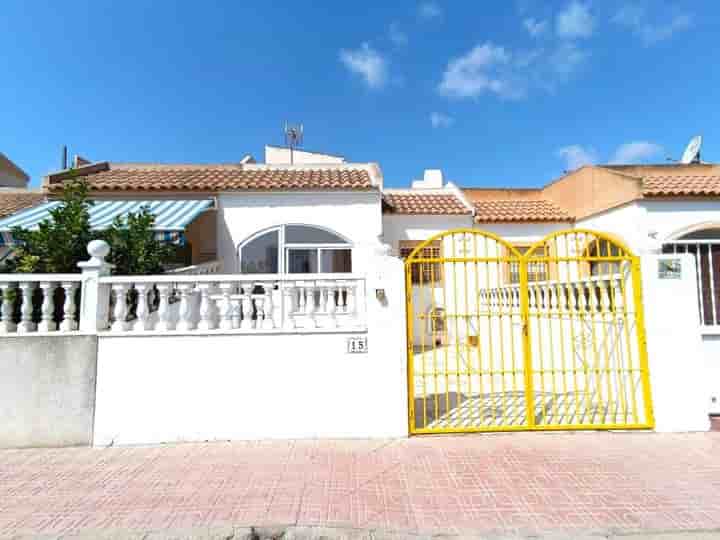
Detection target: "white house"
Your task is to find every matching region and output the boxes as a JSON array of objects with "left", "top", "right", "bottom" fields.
[{"left": 1, "top": 147, "right": 719, "bottom": 444}]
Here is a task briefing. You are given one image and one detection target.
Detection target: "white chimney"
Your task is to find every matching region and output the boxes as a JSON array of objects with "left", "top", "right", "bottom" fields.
[{"left": 411, "top": 169, "right": 444, "bottom": 189}]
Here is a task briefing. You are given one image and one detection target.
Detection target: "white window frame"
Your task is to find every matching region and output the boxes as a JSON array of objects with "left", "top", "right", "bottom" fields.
[{"left": 238, "top": 224, "right": 352, "bottom": 275}]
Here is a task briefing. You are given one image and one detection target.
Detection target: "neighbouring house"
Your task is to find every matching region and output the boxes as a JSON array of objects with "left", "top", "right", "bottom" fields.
[
  {"left": 0, "top": 153, "right": 45, "bottom": 262},
  {"left": 0, "top": 152, "right": 30, "bottom": 188}
]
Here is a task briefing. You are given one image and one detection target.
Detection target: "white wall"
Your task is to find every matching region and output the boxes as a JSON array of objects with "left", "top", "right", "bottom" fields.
[
  {"left": 641, "top": 254, "right": 709, "bottom": 432},
  {"left": 217, "top": 191, "right": 383, "bottom": 273},
  {"left": 93, "top": 253, "right": 408, "bottom": 444},
  {"left": 474, "top": 221, "right": 570, "bottom": 242},
  {"left": 382, "top": 214, "right": 472, "bottom": 251},
  {"left": 643, "top": 199, "right": 720, "bottom": 241},
  {"left": 576, "top": 202, "right": 648, "bottom": 252},
  {"left": 576, "top": 199, "right": 720, "bottom": 253}
]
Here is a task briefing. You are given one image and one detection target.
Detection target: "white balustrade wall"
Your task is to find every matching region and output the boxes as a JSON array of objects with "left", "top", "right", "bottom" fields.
[
  {"left": 0, "top": 275, "right": 82, "bottom": 334},
  {"left": 99, "top": 273, "right": 366, "bottom": 333}
]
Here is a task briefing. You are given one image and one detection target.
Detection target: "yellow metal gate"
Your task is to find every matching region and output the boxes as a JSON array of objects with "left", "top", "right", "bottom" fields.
[{"left": 405, "top": 228, "right": 654, "bottom": 434}]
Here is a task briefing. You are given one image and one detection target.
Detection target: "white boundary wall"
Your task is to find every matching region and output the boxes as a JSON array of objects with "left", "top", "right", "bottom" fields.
[
  {"left": 92, "top": 253, "right": 407, "bottom": 444},
  {"left": 642, "top": 254, "right": 709, "bottom": 432}
]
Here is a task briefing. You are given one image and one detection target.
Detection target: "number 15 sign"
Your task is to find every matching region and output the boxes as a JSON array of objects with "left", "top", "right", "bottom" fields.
[{"left": 347, "top": 336, "right": 368, "bottom": 354}]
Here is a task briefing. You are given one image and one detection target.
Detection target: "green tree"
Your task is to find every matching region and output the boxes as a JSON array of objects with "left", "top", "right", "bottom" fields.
[
  {"left": 100, "top": 207, "right": 173, "bottom": 275},
  {"left": 3, "top": 179, "right": 94, "bottom": 273}
]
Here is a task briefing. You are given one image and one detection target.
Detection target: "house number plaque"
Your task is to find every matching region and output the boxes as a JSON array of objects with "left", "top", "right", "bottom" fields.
[
  {"left": 347, "top": 336, "right": 368, "bottom": 354},
  {"left": 658, "top": 258, "right": 681, "bottom": 279}
]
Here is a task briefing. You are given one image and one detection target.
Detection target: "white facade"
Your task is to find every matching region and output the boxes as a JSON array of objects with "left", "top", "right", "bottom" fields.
[{"left": 217, "top": 191, "right": 383, "bottom": 273}]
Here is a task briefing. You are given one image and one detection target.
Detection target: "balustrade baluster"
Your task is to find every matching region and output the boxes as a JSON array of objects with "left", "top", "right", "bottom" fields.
[
  {"left": 283, "top": 283, "right": 296, "bottom": 329},
  {"left": 346, "top": 284, "right": 356, "bottom": 316},
  {"left": 176, "top": 283, "right": 195, "bottom": 331},
  {"left": 38, "top": 282, "right": 57, "bottom": 332},
  {"left": 577, "top": 282, "right": 587, "bottom": 312},
  {"left": 111, "top": 284, "right": 129, "bottom": 331},
  {"left": 197, "top": 284, "right": 216, "bottom": 330},
  {"left": 18, "top": 282, "right": 36, "bottom": 333},
  {"left": 156, "top": 284, "right": 174, "bottom": 331},
  {"left": 59, "top": 282, "right": 78, "bottom": 332},
  {"left": 218, "top": 282, "right": 234, "bottom": 330},
  {"left": 326, "top": 284, "right": 338, "bottom": 328},
  {"left": 611, "top": 277, "right": 623, "bottom": 310},
  {"left": 133, "top": 283, "right": 151, "bottom": 331},
  {"left": 297, "top": 285, "right": 307, "bottom": 313},
  {"left": 305, "top": 283, "right": 316, "bottom": 328},
  {"left": 240, "top": 282, "right": 254, "bottom": 330},
  {"left": 262, "top": 286, "right": 275, "bottom": 329},
  {"left": 528, "top": 286, "right": 536, "bottom": 312},
  {"left": 599, "top": 280, "right": 610, "bottom": 312},
  {"left": 0, "top": 282, "right": 17, "bottom": 333}
]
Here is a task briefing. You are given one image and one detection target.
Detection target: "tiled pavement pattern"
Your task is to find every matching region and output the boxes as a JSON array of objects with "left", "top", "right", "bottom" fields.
[{"left": 1, "top": 433, "right": 720, "bottom": 538}]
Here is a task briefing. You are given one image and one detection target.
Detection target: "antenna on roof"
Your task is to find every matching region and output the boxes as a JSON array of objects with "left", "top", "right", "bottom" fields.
[
  {"left": 680, "top": 135, "right": 702, "bottom": 164},
  {"left": 284, "top": 122, "right": 304, "bottom": 164}
]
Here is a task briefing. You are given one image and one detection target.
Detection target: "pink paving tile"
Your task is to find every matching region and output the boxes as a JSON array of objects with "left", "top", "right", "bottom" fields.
[{"left": 2, "top": 433, "right": 720, "bottom": 537}]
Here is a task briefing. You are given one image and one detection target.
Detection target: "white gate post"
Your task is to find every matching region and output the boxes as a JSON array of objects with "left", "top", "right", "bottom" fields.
[{"left": 77, "top": 240, "right": 114, "bottom": 332}]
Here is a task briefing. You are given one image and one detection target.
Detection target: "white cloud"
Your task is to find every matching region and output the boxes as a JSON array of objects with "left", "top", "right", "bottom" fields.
[
  {"left": 613, "top": 5, "right": 692, "bottom": 45},
  {"left": 438, "top": 41, "right": 588, "bottom": 100},
  {"left": 558, "top": 145, "right": 598, "bottom": 170},
  {"left": 548, "top": 42, "right": 588, "bottom": 75},
  {"left": 419, "top": 1, "right": 442, "bottom": 19},
  {"left": 388, "top": 23, "right": 408, "bottom": 46},
  {"left": 339, "top": 43, "right": 388, "bottom": 89},
  {"left": 556, "top": 1, "right": 594, "bottom": 39},
  {"left": 438, "top": 43, "right": 517, "bottom": 99},
  {"left": 523, "top": 17, "right": 548, "bottom": 37},
  {"left": 430, "top": 112, "right": 454, "bottom": 128},
  {"left": 610, "top": 141, "right": 663, "bottom": 164}
]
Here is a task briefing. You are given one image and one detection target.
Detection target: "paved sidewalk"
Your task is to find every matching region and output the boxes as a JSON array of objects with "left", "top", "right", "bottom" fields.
[{"left": 1, "top": 433, "right": 720, "bottom": 539}]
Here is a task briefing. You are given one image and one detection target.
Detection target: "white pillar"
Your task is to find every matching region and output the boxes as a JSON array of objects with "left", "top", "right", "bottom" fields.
[
  {"left": 77, "top": 240, "right": 114, "bottom": 332},
  {"left": 642, "top": 254, "right": 709, "bottom": 432}
]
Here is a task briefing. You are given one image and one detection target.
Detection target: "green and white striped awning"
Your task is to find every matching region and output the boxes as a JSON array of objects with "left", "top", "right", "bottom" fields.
[{"left": 0, "top": 199, "right": 213, "bottom": 246}]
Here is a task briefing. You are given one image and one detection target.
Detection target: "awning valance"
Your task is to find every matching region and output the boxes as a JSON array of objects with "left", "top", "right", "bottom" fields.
[{"left": 0, "top": 199, "right": 213, "bottom": 246}]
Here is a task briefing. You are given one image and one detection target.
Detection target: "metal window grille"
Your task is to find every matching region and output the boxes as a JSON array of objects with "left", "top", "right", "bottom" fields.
[
  {"left": 662, "top": 240, "right": 720, "bottom": 326},
  {"left": 509, "top": 245, "right": 548, "bottom": 283},
  {"left": 400, "top": 241, "right": 443, "bottom": 284}
]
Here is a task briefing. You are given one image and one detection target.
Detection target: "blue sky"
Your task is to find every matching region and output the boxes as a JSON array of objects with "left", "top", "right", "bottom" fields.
[{"left": 1, "top": 1, "right": 719, "bottom": 188}]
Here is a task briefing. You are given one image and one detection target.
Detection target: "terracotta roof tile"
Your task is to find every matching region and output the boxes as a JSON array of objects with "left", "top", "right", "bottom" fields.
[
  {"left": 0, "top": 191, "right": 44, "bottom": 218},
  {"left": 642, "top": 174, "right": 720, "bottom": 196},
  {"left": 474, "top": 199, "right": 572, "bottom": 222},
  {"left": 383, "top": 191, "right": 471, "bottom": 215},
  {"left": 45, "top": 162, "right": 375, "bottom": 192}
]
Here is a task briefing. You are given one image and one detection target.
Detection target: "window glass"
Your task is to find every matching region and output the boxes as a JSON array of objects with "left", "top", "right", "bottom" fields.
[
  {"left": 240, "top": 229, "right": 278, "bottom": 273},
  {"left": 682, "top": 228, "right": 720, "bottom": 240},
  {"left": 287, "top": 249, "right": 319, "bottom": 273},
  {"left": 285, "top": 225, "right": 346, "bottom": 244},
  {"left": 321, "top": 249, "right": 352, "bottom": 272}
]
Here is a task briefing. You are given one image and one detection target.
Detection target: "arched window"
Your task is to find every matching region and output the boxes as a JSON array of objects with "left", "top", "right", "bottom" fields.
[{"left": 238, "top": 225, "right": 352, "bottom": 274}]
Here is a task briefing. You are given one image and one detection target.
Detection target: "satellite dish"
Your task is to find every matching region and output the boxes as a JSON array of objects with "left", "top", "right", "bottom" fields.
[{"left": 680, "top": 135, "right": 702, "bottom": 164}]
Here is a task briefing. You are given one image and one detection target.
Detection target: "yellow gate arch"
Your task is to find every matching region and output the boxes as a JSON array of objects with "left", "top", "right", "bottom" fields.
[{"left": 405, "top": 228, "right": 654, "bottom": 434}]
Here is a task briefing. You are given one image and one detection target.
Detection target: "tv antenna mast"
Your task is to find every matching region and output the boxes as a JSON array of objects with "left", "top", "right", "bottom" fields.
[{"left": 284, "top": 122, "right": 304, "bottom": 164}]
